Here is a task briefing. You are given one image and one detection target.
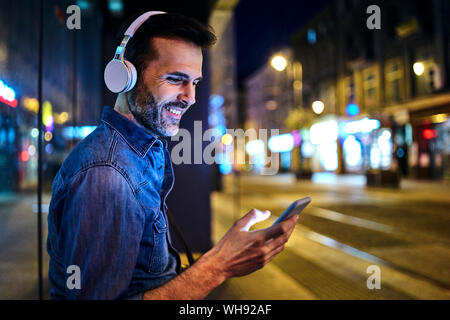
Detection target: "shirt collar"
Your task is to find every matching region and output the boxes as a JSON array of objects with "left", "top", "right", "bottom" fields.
[{"left": 101, "top": 106, "right": 167, "bottom": 157}]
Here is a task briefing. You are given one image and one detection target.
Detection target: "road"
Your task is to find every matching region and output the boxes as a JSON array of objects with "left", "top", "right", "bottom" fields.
[{"left": 207, "top": 173, "right": 450, "bottom": 300}]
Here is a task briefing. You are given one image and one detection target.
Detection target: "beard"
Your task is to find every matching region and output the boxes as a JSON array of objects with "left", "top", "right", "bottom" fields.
[{"left": 127, "top": 82, "right": 186, "bottom": 137}]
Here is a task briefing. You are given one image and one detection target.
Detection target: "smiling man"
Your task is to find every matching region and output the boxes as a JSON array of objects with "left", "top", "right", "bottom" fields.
[
  {"left": 120, "top": 37, "right": 203, "bottom": 137},
  {"left": 46, "top": 12, "right": 298, "bottom": 300}
]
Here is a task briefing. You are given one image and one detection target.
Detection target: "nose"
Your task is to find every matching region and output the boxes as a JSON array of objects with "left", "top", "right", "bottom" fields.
[{"left": 178, "top": 83, "right": 196, "bottom": 107}]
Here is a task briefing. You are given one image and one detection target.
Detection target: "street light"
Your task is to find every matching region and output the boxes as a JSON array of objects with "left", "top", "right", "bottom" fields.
[
  {"left": 271, "top": 55, "right": 287, "bottom": 72},
  {"left": 312, "top": 100, "right": 324, "bottom": 114},
  {"left": 413, "top": 62, "right": 424, "bottom": 76},
  {"left": 221, "top": 133, "right": 233, "bottom": 145},
  {"left": 269, "top": 54, "right": 302, "bottom": 105},
  {"left": 268, "top": 53, "right": 305, "bottom": 175}
]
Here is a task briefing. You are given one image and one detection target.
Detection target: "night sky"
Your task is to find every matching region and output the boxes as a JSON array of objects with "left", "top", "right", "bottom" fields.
[
  {"left": 108, "top": 0, "right": 331, "bottom": 87},
  {"left": 234, "top": 0, "right": 332, "bottom": 86}
]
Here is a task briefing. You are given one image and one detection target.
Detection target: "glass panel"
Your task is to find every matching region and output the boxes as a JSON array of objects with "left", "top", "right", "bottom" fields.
[
  {"left": 0, "top": 0, "right": 102, "bottom": 299},
  {"left": 0, "top": 0, "right": 41, "bottom": 299}
]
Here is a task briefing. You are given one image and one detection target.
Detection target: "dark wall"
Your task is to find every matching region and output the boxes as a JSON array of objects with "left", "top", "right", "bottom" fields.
[
  {"left": 167, "top": 52, "right": 213, "bottom": 253},
  {"left": 100, "top": 0, "right": 217, "bottom": 252}
]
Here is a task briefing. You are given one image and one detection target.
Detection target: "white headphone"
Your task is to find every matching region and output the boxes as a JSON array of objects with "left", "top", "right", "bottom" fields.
[{"left": 104, "top": 11, "right": 166, "bottom": 93}]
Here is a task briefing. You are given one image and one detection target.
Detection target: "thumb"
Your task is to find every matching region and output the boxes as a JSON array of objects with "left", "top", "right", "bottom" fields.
[{"left": 237, "top": 209, "right": 271, "bottom": 232}]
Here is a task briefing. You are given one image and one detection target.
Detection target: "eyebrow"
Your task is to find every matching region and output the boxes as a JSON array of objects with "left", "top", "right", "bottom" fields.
[{"left": 166, "top": 72, "right": 203, "bottom": 82}]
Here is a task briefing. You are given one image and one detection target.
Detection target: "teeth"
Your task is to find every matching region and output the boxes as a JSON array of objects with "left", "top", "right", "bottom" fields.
[{"left": 166, "top": 106, "right": 181, "bottom": 115}]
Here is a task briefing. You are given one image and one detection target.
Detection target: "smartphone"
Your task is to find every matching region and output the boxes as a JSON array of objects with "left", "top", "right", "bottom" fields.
[{"left": 271, "top": 196, "right": 311, "bottom": 225}]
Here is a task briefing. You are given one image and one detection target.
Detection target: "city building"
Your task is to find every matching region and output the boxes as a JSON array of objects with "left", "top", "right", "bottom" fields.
[
  {"left": 244, "top": 0, "right": 450, "bottom": 181},
  {"left": 244, "top": 48, "right": 302, "bottom": 172},
  {"left": 245, "top": 48, "right": 297, "bottom": 132}
]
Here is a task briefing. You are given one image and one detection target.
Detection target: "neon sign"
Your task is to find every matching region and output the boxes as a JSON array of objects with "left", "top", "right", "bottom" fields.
[
  {"left": 423, "top": 129, "right": 437, "bottom": 140},
  {"left": 268, "top": 133, "right": 294, "bottom": 153},
  {"left": 310, "top": 120, "right": 339, "bottom": 145},
  {"left": 0, "top": 80, "right": 18, "bottom": 108},
  {"left": 343, "top": 118, "right": 380, "bottom": 134}
]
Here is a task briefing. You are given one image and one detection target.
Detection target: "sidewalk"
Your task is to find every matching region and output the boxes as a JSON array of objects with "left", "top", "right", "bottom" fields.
[
  {"left": 0, "top": 192, "right": 21, "bottom": 205},
  {"left": 202, "top": 174, "right": 450, "bottom": 300},
  {"left": 205, "top": 191, "right": 319, "bottom": 300},
  {"left": 0, "top": 192, "right": 51, "bottom": 299}
]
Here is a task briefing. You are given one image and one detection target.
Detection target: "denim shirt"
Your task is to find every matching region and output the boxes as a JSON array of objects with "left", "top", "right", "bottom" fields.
[{"left": 46, "top": 106, "right": 181, "bottom": 299}]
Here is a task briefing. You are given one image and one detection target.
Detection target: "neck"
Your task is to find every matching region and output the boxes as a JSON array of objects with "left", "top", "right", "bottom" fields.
[
  {"left": 114, "top": 93, "right": 136, "bottom": 123},
  {"left": 113, "top": 93, "right": 162, "bottom": 139}
]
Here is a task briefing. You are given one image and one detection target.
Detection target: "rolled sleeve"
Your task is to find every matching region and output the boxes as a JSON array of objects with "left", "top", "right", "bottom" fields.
[{"left": 59, "top": 165, "right": 145, "bottom": 299}]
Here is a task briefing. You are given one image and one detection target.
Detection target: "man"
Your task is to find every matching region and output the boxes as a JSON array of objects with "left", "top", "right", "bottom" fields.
[{"left": 47, "top": 12, "right": 298, "bottom": 300}]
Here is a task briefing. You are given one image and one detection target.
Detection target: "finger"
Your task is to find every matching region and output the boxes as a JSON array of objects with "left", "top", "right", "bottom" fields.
[
  {"left": 259, "top": 215, "right": 298, "bottom": 240},
  {"left": 238, "top": 209, "right": 271, "bottom": 232},
  {"left": 264, "top": 230, "right": 291, "bottom": 251},
  {"left": 264, "top": 220, "right": 297, "bottom": 251},
  {"left": 263, "top": 244, "right": 286, "bottom": 266},
  {"left": 234, "top": 209, "right": 257, "bottom": 229}
]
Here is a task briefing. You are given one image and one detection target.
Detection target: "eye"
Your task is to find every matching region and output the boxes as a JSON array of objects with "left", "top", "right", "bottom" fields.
[{"left": 167, "top": 77, "right": 182, "bottom": 84}]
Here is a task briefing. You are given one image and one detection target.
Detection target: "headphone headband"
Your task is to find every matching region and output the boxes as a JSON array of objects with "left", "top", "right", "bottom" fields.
[
  {"left": 114, "top": 11, "right": 166, "bottom": 60},
  {"left": 125, "top": 11, "right": 166, "bottom": 37},
  {"left": 104, "top": 11, "right": 167, "bottom": 93}
]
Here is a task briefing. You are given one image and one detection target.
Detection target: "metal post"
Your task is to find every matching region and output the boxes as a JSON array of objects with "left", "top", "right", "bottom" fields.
[
  {"left": 37, "top": 0, "right": 44, "bottom": 300},
  {"left": 72, "top": 25, "right": 78, "bottom": 149}
]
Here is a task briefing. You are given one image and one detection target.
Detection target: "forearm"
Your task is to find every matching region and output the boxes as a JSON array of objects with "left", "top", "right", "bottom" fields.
[{"left": 142, "top": 250, "right": 226, "bottom": 300}]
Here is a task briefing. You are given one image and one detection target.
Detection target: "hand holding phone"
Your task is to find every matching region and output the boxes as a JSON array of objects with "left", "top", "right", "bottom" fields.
[{"left": 272, "top": 196, "right": 311, "bottom": 226}]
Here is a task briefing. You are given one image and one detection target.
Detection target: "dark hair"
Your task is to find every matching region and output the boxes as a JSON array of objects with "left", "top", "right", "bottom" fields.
[{"left": 119, "top": 12, "right": 216, "bottom": 77}]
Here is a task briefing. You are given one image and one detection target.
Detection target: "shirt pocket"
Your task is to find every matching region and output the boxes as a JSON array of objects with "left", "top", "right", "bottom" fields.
[{"left": 148, "top": 212, "right": 169, "bottom": 274}]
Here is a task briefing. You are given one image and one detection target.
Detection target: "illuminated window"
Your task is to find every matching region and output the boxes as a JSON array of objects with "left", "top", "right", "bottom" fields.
[
  {"left": 413, "top": 59, "right": 442, "bottom": 95},
  {"left": 343, "top": 135, "right": 362, "bottom": 169},
  {"left": 385, "top": 58, "right": 404, "bottom": 104},
  {"left": 343, "top": 76, "right": 355, "bottom": 107},
  {"left": 362, "top": 66, "right": 379, "bottom": 107}
]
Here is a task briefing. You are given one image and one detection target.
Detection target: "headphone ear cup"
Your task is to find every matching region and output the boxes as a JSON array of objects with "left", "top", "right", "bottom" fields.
[
  {"left": 123, "top": 60, "right": 137, "bottom": 92},
  {"left": 104, "top": 59, "right": 130, "bottom": 93}
]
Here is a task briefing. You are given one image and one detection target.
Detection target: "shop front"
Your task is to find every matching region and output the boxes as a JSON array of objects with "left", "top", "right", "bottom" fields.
[{"left": 409, "top": 105, "right": 450, "bottom": 181}]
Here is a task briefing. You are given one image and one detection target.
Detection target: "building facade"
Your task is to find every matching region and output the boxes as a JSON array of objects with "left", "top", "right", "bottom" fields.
[{"left": 245, "top": 0, "right": 450, "bottom": 180}]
